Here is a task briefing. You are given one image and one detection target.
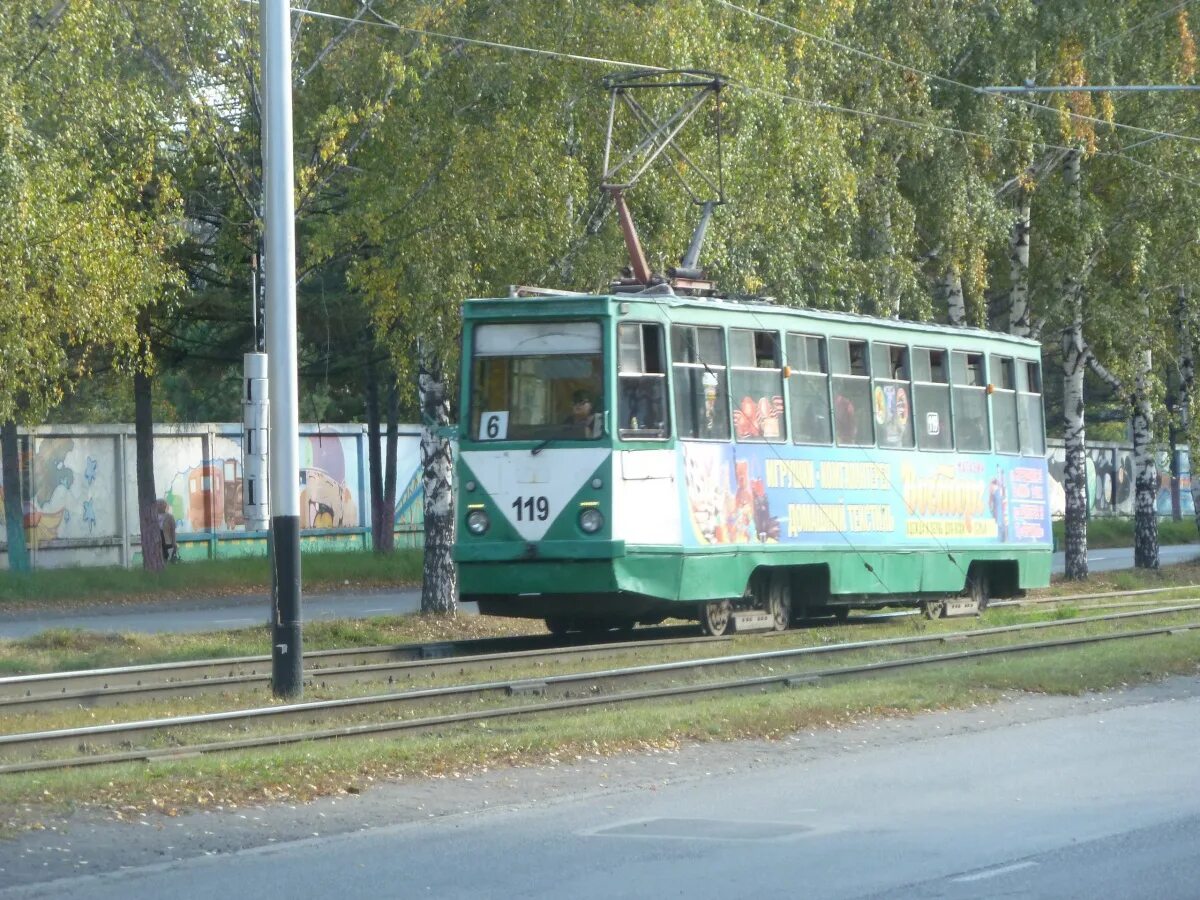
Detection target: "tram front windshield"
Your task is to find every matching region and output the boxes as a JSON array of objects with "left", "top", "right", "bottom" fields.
[{"left": 470, "top": 321, "right": 605, "bottom": 442}]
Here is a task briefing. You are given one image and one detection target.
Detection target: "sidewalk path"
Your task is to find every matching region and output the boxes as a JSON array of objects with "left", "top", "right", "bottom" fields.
[{"left": 0, "top": 586, "right": 462, "bottom": 639}]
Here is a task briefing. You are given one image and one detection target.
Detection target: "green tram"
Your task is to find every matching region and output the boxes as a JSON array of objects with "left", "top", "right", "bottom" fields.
[{"left": 453, "top": 290, "right": 1052, "bottom": 635}]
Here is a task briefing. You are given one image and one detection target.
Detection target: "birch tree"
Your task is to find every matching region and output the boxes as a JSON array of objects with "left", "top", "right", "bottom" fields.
[
  {"left": 1130, "top": 345, "right": 1158, "bottom": 568},
  {"left": 1056, "top": 148, "right": 1092, "bottom": 579}
]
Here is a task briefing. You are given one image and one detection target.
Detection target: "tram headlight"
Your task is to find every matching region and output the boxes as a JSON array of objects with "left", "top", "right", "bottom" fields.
[
  {"left": 579, "top": 507, "right": 604, "bottom": 534},
  {"left": 466, "top": 508, "right": 490, "bottom": 535}
]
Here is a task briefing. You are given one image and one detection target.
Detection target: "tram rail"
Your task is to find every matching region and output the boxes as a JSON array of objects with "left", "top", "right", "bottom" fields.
[
  {"left": 5, "top": 584, "right": 1197, "bottom": 715},
  {"left": 2, "top": 603, "right": 1197, "bottom": 775}
]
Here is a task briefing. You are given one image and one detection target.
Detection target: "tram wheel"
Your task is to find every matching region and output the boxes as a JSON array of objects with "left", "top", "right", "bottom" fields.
[
  {"left": 966, "top": 569, "right": 990, "bottom": 613},
  {"left": 921, "top": 598, "right": 947, "bottom": 620},
  {"left": 545, "top": 617, "right": 572, "bottom": 636},
  {"left": 700, "top": 599, "right": 733, "bottom": 636},
  {"left": 767, "top": 576, "right": 791, "bottom": 632},
  {"left": 831, "top": 606, "right": 851, "bottom": 621}
]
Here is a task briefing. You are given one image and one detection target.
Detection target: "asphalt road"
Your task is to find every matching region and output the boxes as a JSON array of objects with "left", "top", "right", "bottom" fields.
[
  {"left": 1065, "top": 542, "right": 1200, "bottom": 572},
  {"left": 0, "top": 544, "right": 1196, "bottom": 639},
  {"left": 2, "top": 675, "right": 1197, "bottom": 898}
]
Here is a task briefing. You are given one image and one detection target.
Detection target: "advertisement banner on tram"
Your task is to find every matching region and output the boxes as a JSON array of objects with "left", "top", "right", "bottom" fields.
[{"left": 679, "top": 443, "right": 1051, "bottom": 548}]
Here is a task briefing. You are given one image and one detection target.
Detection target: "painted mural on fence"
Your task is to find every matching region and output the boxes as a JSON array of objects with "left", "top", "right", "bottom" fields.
[
  {"left": 680, "top": 443, "right": 1051, "bottom": 548},
  {"left": 2, "top": 427, "right": 424, "bottom": 555},
  {"left": 299, "top": 434, "right": 361, "bottom": 529},
  {"left": 0, "top": 435, "right": 122, "bottom": 543},
  {"left": 1044, "top": 444, "right": 1194, "bottom": 518}
]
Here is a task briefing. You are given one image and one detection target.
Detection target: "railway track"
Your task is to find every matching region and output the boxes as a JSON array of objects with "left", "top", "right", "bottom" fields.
[
  {"left": 6, "top": 584, "right": 1196, "bottom": 715},
  {"left": 0, "top": 627, "right": 713, "bottom": 714},
  {"left": 2, "top": 603, "right": 1197, "bottom": 774}
]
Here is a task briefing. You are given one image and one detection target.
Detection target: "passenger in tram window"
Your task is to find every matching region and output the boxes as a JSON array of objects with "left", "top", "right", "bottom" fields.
[
  {"left": 960, "top": 412, "right": 987, "bottom": 450},
  {"left": 834, "top": 393, "right": 858, "bottom": 444},
  {"left": 621, "top": 380, "right": 653, "bottom": 431}
]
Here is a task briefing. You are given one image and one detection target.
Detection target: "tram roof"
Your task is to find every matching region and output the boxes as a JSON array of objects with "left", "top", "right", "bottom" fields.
[{"left": 463, "top": 291, "right": 1043, "bottom": 352}]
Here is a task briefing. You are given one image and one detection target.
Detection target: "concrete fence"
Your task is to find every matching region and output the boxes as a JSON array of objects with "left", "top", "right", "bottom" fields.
[
  {"left": 1045, "top": 439, "right": 1194, "bottom": 520},
  {"left": 2, "top": 426, "right": 1192, "bottom": 570},
  {"left": 0, "top": 423, "right": 428, "bottom": 570}
]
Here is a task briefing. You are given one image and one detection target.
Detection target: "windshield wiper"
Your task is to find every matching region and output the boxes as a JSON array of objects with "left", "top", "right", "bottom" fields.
[{"left": 531, "top": 438, "right": 554, "bottom": 456}]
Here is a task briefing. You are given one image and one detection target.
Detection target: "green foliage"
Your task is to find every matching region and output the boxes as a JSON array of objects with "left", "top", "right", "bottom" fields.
[
  {"left": 1051, "top": 516, "right": 1197, "bottom": 550},
  {"left": 0, "top": 2, "right": 184, "bottom": 423},
  {"left": 6, "top": 0, "right": 1200, "bottom": 439}
]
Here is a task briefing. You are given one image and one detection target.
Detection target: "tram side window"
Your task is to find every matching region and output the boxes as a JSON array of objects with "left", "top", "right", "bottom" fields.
[
  {"left": 912, "top": 347, "right": 953, "bottom": 450},
  {"left": 671, "top": 324, "right": 731, "bottom": 440},
  {"left": 991, "top": 355, "right": 1019, "bottom": 454},
  {"left": 1018, "top": 359, "right": 1046, "bottom": 456},
  {"left": 617, "top": 323, "right": 670, "bottom": 440},
  {"left": 952, "top": 351, "right": 990, "bottom": 452},
  {"left": 730, "top": 329, "right": 785, "bottom": 442},
  {"left": 786, "top": 333, "right": 831, "bottom": 445},
  {"left": 871, "top": 343, "right": 914, "bottom": 449},
  {"left": 829, "top": 338, "right": 873, "bottom": 446}
]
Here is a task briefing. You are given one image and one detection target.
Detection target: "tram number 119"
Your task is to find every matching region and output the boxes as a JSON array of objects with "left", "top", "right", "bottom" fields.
[{"left": 512, "top": 495, "right": 549, "bottom": 521}]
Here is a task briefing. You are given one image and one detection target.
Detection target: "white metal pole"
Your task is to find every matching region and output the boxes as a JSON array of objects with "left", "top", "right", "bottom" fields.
[{"left": 262, "top": 0, "right": 303, "bottom": 698}]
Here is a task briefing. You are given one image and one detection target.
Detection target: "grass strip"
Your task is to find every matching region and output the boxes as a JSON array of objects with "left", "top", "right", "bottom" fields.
[
  {"left": 0, "top": 612, "right": 543, "bottom": 677},
  {"left": 0, "top": 549, "right": 423, "bottom": 609},
  {"left": 1051, "top": 517, "right": 1197, "bottom": 550}
]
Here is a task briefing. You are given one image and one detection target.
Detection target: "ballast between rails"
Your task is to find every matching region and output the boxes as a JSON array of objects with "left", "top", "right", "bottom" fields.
[{"left": 2, "top": 605, "right": 1197, "bottom": 774}]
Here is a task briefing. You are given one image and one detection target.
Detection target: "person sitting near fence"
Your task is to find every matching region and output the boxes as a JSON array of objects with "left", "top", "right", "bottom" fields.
[{"left": 157, "top": 499, "right": 178, "bottom": 562}]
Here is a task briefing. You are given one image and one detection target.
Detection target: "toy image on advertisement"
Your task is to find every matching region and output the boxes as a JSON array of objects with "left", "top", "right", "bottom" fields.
[
  {"left": 734, "top": 395, "right": 785, "bottom": 440},
  {"left": 683, "top": 444, "right": 781, "bottom": 545}
]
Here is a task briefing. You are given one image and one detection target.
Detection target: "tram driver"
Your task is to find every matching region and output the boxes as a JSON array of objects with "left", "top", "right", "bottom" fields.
[{"left": 565, "top": 388, "right": 602, "bottom": 438}]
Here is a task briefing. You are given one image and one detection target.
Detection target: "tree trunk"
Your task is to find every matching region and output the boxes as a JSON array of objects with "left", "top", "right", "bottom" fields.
[
  {"left": 1008, "top": 193, "right": 1031, "bottom": 338},
  {"left": 943, "top": 266, "right": 966, "bottom": 327},
  {"left": 1166, "top": 405, "right": 1181, "bottom": 523},
  {"left": 1, "top": 421, "right": 30, "bottom": 573},
  {"left": 419, "top": 356, "right": 456, "bottom": 614},
  {"left": 1175, "top": 286, "right": 1200, "bottom": 536},
  {"left": 1062, "top": 298, "right": 1088, "bottom": 580},
  {"left": 1132, "top": 348, "right": 1159, "bottom": 569},
  {"left": 1169, "top": 287, "right": 1191, "bottom": 522},
  {"left": 1059, "top": 148, "right": 1088, "bottom": 580},
  {"left": 365, "top": 351, "right": 385, "bottom": 551},
  {"left": 134, "top": 363, "right": 164, "bottom": 572},
  {"left": 382, "top": 376, "right": 398, "bottom": 553},
  {"left": 875, "top": 208, "right": 900, "bottom": 319}
]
